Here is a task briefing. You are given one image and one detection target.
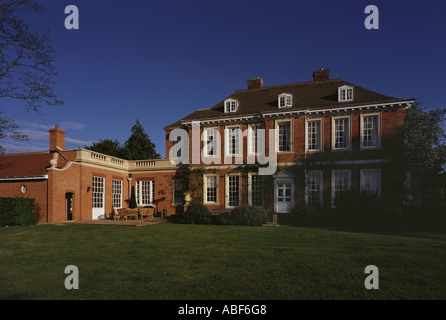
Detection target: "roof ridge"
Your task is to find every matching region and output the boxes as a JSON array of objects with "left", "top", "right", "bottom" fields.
[
  {"left": 0, "top": 151, "right": 49, "bottom": 157},
  {"left": 235, "top": 78, "right": 344, "bottom": 93}
]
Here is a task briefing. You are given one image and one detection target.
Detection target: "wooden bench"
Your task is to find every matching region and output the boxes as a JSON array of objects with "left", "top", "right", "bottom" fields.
[
  {"left": 139, "top": 207, "right": 154, "bottom": 220},
  {"left": 115, "top": 208, "right": 154, "bottom": 220},
  {"left": 116, "top": 208, "right": 138, "bottom": 220}
]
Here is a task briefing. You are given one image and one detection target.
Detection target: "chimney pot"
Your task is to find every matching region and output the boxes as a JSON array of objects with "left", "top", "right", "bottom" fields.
[
  {"left": 313, "top": 68, "right": 330, "bottom": 81},
  {"left": 247, "top": 77, "right": 263, "bottom": 90}
]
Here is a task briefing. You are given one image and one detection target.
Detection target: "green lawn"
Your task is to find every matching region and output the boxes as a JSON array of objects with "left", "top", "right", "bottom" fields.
[{"left": 0, "top": 223, "right": 445, "bottom": 300}]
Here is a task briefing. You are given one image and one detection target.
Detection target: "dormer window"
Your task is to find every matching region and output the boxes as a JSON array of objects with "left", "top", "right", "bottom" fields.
[
  {"left": 338, "top": 86, "right": 354, "bottom": 102},
  {"left": 224, "top": 99, "right": 239, "bottom": 113},
  {"left": 278, "top": 93, "right": 293, "bottom": 108}
]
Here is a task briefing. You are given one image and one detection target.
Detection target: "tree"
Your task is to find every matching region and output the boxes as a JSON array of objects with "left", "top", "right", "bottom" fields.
[
  {"left": 0, "top": 0, "right": 63, "bottom": 151},
  {"left": 403, "top": 102, "right": 446, "bottom": 197},
  {"left": 122, "top": 119, "right": 161, "bottom": 160},
  {"left": 85, "top": 139, "right": 123, "bottom": 158},
  {"left": 0, "top": 111, "right": 27, "bottom": 154}
]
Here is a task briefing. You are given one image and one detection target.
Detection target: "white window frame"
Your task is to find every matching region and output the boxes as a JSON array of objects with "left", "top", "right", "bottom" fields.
[
  {"left": 247, "top": 124, "right": 263, "bottom": 155},
  {"left": 203, "top": 127, "right": 219, "bottom": 157},
  {"left": 360, "top": 169, "right": 381, "bottom": 196},
  {"left": 136, "top": 180, "right": 154, "bottom": 206},
  {"left": 276, "top": 119, "right": 293, "bottom": 153},
  {"left": 92, "top": 176, "right": 105, "bottom": 209},
  {"left": 331, "top": 170, "right": 351, "bottom": 206},
  {"left": 332, "top": 116, "right": 351, "bottom": 150},
  {"left": 278, "top": 93, "right": 293, "bottom": 108},
  {"left": 112, "top": 179, "right": 123, "bottom": 209},
  {"left": 224, "top": 98, "right": 239, "bottom": 113},
  {"left": 225, "top": 173, "right": 241, "bottom": 208},
  {"left": 305, "top": 118, "right": 323, "bottom": 152},
  {"left": 248, "top": 173, "right": 263, "bottom": 207},
  {"left": 338, "top": 85, "right": 354, "bottom": 102},
  {"left": 360, "top": 113, "right": 381, "bottom": 149},
  {"left": 305, "top": 171, "right": 323, "bottom": 206},
  {"left": 173, "top": 180, "right": 184, "bottom": 205},
  {"left": 225, "top": 125, "right": 241, "bottom": 156},
  {"left": 203, "top": 174, "right": 218, "bottom": 204}
]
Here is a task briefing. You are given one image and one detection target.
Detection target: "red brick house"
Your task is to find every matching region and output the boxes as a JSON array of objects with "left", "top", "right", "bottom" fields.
[
  {"left": 0, "top": 125, "right": 181, "bottom": 223},
  {"left": 164, "top": 69, "right": 417, "bottom": 213},
  {"left": 0, "top": 69, "right": 417, "bottom": 223}
]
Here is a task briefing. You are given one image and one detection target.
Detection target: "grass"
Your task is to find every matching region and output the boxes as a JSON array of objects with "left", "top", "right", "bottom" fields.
[{"left": 0, "top": 223, "right": 445, "bottom": 300}]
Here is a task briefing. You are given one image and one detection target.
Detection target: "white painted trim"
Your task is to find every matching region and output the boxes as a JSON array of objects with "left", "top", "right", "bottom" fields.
[
  {"left": 0, "top": 175, "right": 48, "bottom": 181},
  {"left": 278, "top": 92, "right": 293, "bottom": 108},
  {"left": 224, "top": 125, "right": 242, "bottom": 157},
  {"left": 247, "top": 123, "right": 262, "bottom": 156},
  {"left": 275, "top": 118, "right": 294, "bottom": 153},
  {"left": 224, "top": 98, "right": 240, "bottom": 113},
  {"left": 360, "top": 112, "right": 382, "bottom": 149},
  {"left": 225, "top": 173, "right": 241, "bottom": 209},
  {"left": 305, "top": 117, "right": 323, "bottom": 153},
  {"left": 338, "top": 85, "right": 354, "bottom": 102},
  {"left": 331, "top": 115, "right": 352, "bottom": 151},
  {"left": 203, "top": 127, "right": 220, "bottom": 158},
  {"left": 181, "top": 100, "right": 415, "bottom": 125},
  {"left": 203, "top": 174, "right": 219, "bottom": 204}
]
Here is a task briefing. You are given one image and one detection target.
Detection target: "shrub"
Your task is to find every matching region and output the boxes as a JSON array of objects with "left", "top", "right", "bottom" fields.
[
  {"left": 0, "top": 197, "right": 41, "bottom": 227},
  {"left": 230, "top": 205, "right": 269, "bottom": 226},
  {"left": 183, "top": 201, "right": 212, "bottom": 224},
  {"left": 290, "top": 204, "right": 324, "bottom": 226},
  {"left": 331, "top": 189, "right": 394, "bottom": 228}
]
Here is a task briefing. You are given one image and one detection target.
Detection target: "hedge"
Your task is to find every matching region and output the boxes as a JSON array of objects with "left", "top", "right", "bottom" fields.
[{"left": 0, "top": 197, "right": 41, "bottom": 227}]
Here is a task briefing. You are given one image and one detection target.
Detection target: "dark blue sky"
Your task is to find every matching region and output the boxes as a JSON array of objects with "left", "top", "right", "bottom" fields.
[{"left": 2, "top": 0, "right": 446, "bottom": 156}]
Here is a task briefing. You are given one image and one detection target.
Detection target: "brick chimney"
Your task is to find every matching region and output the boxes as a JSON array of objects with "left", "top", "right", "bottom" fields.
[
  {"left": 247, "top": 77, "right": 263, "bottom": 90},
  {"left": 313, "top": 68, "right": 330, "bottom": 81},
  {"left": 49, "top": 125, "right": 65, "bottom": 150}
]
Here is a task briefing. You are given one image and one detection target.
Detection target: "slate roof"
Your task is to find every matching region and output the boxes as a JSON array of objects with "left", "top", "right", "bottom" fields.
[{"left": 164, "top": 77, "right": 415, "bottom": 129}]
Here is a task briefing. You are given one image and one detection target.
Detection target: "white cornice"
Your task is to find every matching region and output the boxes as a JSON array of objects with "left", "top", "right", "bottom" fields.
[
  {"left": 0, "top": 175, "right": 48, "bottom": 181},
  {"left": 181, "top": 99, "right": 415, "bottom": 125}
]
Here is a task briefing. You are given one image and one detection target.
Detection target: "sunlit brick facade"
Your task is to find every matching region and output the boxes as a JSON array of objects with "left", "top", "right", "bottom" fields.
[{"left": 0, "top": 69, "right": 418, "bottom": 223}]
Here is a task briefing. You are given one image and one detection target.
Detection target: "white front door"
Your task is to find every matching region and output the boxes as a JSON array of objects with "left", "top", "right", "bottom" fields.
[
  {"left": 275, "top": 181, "right": 293, "bottom": 213},
  {"left": 92, "top": 176, "right": 105, "bottom": 219}
]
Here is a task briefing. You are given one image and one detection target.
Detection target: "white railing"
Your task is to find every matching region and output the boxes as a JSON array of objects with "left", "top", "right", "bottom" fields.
[{"left": 76, "top": 149, "right": 177, "bottom": 171}]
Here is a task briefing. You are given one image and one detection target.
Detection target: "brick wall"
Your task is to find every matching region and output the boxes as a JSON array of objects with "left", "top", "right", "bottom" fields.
[{"left": 0, "top": 180, "right": 48, "bottom": 223}]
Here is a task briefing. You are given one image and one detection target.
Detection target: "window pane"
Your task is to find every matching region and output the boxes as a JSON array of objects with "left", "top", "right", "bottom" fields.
[
  {"left": 363, "top": 116, "right": 378, "bottom": 147},
  {"left": 307, "top": 121, "right": 321, "bottom": 151},
  {"left": 278, "top": 122, "right": 291, "bottom": 152},
  {"left": 307, "top": 172, "right": 322, "bottom": 206},
  {"left": 250, "top": 175, "right": 263, "bottom": 207},
  {"left": 286, "top": 94, "right": 292, "bottom": 106},
  {"left": 279, "top": 96, "right": 285, "bottom": 107},
  {"left": 206, "top": 129, "right": 217, "bottom": 156},
  {"left": 227, "top": 127, "right": 240, "bottom": 155},
  {"left": 92, "top": 176, "right": 104, "bottom": 208},
  {"left": 361, "top": 170, "right": 380, "bottom": 195},
  {"left": 206, "top": 176, "right": 217, "bottom": 203},
  {"left": 173, "top": 180, "right": 183, "bottom": 205},
  {"left": 112, "top": 179, "right": 122, "bottom": 208},
  {"left": 333, "top": 171, "right": 350, "bottom": 202},
  {"left": 334, "top": 118, "right": 349, "bottom": 149},
  {"left": 228, "top": 175, "right": 240, "bottom": 207},
  {"left": 137, "top": 180, "right": 153, "bottom": 205}
]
